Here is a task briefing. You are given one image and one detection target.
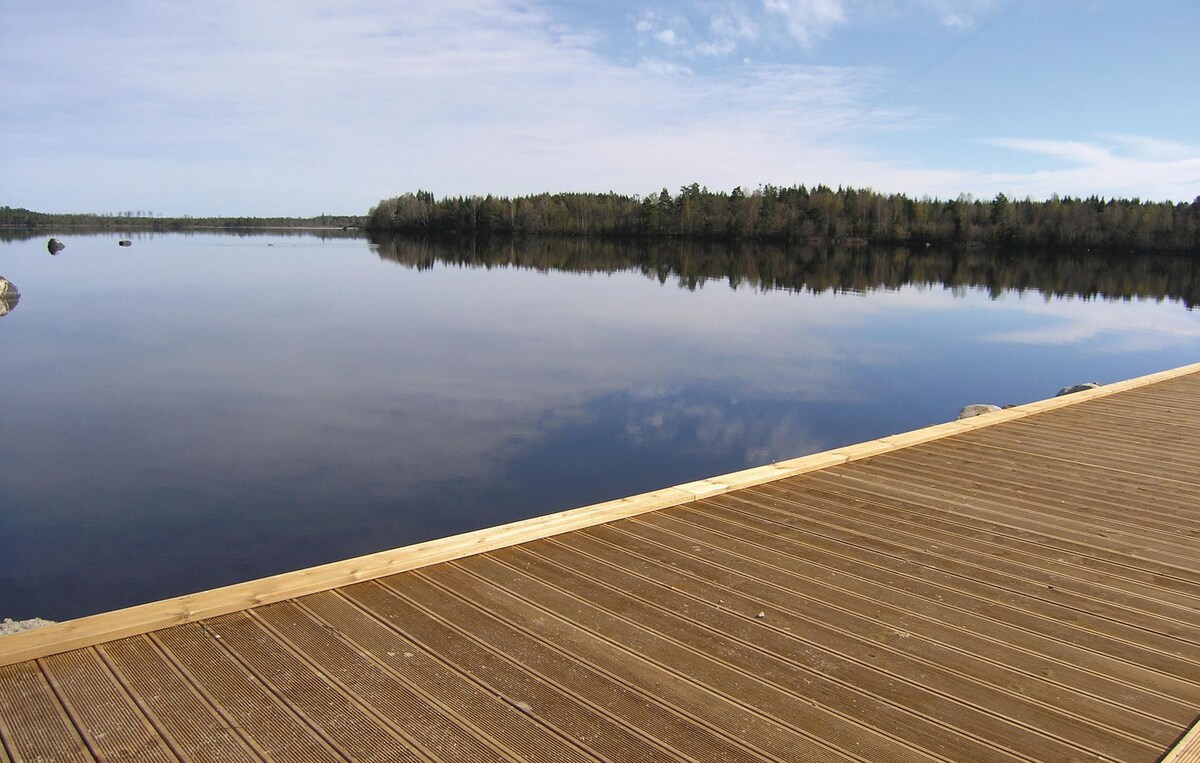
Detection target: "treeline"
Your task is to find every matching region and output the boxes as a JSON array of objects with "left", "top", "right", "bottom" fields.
[
  {"left": 371, "top": 234, "right": 1200, "bottom": 308},
  {"left": 366, "top": 186, "right": 1200, "bottom": 253},
  {"left": 0, "top": 207, "right": 365, "bottom": 231}
]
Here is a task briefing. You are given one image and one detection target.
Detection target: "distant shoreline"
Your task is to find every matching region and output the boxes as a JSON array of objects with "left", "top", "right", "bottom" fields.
[
  {"left": 0, "top": 224, "right": 360, "bottom": 231},
  {"left": 0, "top": 206, "right": 367, "bottom": 234}
]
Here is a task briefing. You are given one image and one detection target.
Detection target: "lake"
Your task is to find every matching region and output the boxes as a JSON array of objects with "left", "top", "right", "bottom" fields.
[{"left": 2, "top": 231, "right": 1198, "bottom": 621}]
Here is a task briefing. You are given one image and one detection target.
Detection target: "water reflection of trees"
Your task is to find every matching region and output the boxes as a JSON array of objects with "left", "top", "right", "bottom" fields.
[{"left": 372, "top": 235, "right": 1200, "bottom": 308}]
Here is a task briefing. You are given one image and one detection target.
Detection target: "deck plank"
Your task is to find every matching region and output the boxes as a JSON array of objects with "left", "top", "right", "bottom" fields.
[
  {"left": 98, "top": 635, "right": 267, "bottom": 762},
  {"left": 656, "top": 502, "right": 1200, "bottom": 708},
  {"left": 352, "top": 575, "right": 748, "bottom": 758},
  {"left": 869, "top": 446, "right": 1200, "bottom": 532},
  {"left": 741, "top": 480, "right": 1200, "bottom": 632},
  {"left": 369, "top": 571, "right": 800, "bottom": 762},
  {"left": 152, "top": 623, "right": 347, "bottom": 762},
  {"left": 429, "top": 558, "right": 912, "bottom": 763},
  {"left": 583, "top": 519, "right": 1189, "bottom": 739},
  {"left": 748, "top": 478, "right": 1200, "bottom": 613},
  {"left": 296, "top": 590, "right": 609, "bottom": 763},
  {"left": 39, "top": 649, "right": 177, "bottom": 762},
  {"left": 538, "top": 530, "right": 1160, "bottom": 761},
  {"left": 460, "top": 546, "right": 1015, "bottom": 762},
  {"left": 0, "top": 661, "right": 93, "bottom": 762},
  {"left": 249, "top": 601, "right": 518, "bottom": 762},
  {"left": 805, "top": 466, "right": 1200, "bottom": 569},
  {"left": 198, "top": 611, "right": 428, "bottom": 763},
  {"left": 683, "top": 495, "right": 1200, "bottom": 679}
]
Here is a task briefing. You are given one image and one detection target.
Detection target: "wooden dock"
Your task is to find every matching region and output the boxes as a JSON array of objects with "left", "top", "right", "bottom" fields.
[{"left": 3, "top": 363, "right": 1199, "bottom": 762}]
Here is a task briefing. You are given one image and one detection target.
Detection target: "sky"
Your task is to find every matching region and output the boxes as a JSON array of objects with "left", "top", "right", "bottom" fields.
[{"left": 1, "top": 0, "right": 1197, "bottom": 216}]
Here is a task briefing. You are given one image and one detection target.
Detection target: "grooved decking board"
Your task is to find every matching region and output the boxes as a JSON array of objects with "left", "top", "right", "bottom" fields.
[
  {"left": 580, "top": 519, "right": 1188, "bottom": 738},
  {"left": 340, "top": 578, "right": 750, "bottom": 762},
  {"left": 39, "top": 649, "right": 177, "bottom": 762},
  {"left": 522, "top": 534, "right": 1155, "bottom": 761},
  {"left": 3, "top": 363, "right": 1200, "bottom": 762},
  {"left": 151, "top": 624, "right": 345, "bottom": 762},
  {"left": 296, "top": 590, "right": 615, "bottom": 763},
  {"left": 0, "top": 662, "right": 92, "bottom": 762},
  {"left": 97, "top": 636, "right": 266, "bottom": 761}
]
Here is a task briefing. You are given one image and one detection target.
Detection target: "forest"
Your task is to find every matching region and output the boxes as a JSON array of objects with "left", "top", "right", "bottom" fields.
[{"left": 366, "top": 186, "right": 1200, "bottom": 253}]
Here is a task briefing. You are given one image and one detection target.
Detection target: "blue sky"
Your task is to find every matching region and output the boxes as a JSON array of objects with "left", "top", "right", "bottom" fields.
[{"left": 2, "top": 0, "right": 1197, "bottom": 216}]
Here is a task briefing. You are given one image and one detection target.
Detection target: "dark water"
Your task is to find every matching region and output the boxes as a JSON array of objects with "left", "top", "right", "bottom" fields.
[{"left": 2, "top": 231, "right": 1198, "bottom": 620}]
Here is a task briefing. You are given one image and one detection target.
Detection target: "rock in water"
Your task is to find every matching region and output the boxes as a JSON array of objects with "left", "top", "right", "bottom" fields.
[
  {"left": 957, "top": 404, "right": 1002, "bottom": 420},
  {"left": 118, "top": 239, "right": 132, "bottom": 247},
  {"left": 0, "top": 276, "right": 18, "bottom": 317},
  {"left": 47, "top": 237, "right": 65, "bottom": 254},
  {"left": 1056, "top": 382, "right": 1100, "bottom": 397}
]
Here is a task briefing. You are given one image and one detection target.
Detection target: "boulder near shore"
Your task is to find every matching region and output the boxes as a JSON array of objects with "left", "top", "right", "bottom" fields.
[{"left": 0, "top": 276, "right": 19, "bottom": 317}]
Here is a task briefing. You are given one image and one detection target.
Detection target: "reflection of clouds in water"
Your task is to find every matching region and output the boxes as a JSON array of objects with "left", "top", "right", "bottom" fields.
[
  {"left": 3, "top": 262, "right": 865, "bottom": 521},
  {"left": 12, "top": 260, "right": 1195, "bottom": 514},
  {"left": 493, "top": 384, "right": 833, "bottom": 514},
  {"left": 290, "top": 268, "right": 887, "bottom": 488},
  {"left": 833, "top": 284, "right": 1199, "bottom": 353},
  {"left": 977, "top": 294, "right": 1200, "bottom": 350},
  {"left": 24, "top": 270, "right": 1195, "bottom": 520},
  {"left": 619, "top": 389, "right": 825, "bottom": 465}
]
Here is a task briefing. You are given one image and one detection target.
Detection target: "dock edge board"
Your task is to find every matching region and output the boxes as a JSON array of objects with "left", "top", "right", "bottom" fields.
[
  {"left": 1161, "top": 715, "right": 1200, "bottom": 763},
  {"left": 3, "top": 360, "right": 1198, "bottom": 667}
]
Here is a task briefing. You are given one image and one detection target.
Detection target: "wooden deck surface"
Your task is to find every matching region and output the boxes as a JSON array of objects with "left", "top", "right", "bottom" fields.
[{"left": 2, "top": 365, "right": 1199, "bottom": 762}]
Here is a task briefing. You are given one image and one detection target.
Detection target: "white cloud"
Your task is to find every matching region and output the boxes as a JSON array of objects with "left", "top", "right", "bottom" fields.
[
  {"left": 987, "top": 139, "right": 1110, "bottom": 165},
  {"left": 627, "top": 0, "right": 995, "bottom": 65},
  {"left": 915, "top": 0, "right": 997, "bottom": 28},
  {"left": 695, "top": 38, "right": 739, "bottom": 56},
  {"left": 694, "top": 2, "right": 762, "bottom": 55},
  {"left": 711, "top": 5, "right": 761, "bottom": 39},
  {"left": 638, "top": 57, "right": 695, "bottom": 75},
  {"left": 1106, "top": 134, "right": 1200, "bottom": 162},
  {"left": 981, "top": 136, "right": 1200, "bottom": 201},
  {"left": 763, "top": 0, "right": 848, "bottom": 45}
]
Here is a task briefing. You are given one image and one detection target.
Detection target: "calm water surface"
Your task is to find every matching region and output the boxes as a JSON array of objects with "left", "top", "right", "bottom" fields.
[{"left": 2, "top": 231, "right": 1198, "bottom": 619}]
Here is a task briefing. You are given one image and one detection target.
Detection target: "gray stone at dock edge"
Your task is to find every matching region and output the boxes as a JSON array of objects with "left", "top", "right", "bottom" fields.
[
  {"left": 0, "top": 618, "right": 56, "bottom": 636},
  {"left": 1056, "top": 382, "right": 1100, "bottom": 397},
  {"left": 957, "top": 404, "right": 1002, "bottom": 420}
]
